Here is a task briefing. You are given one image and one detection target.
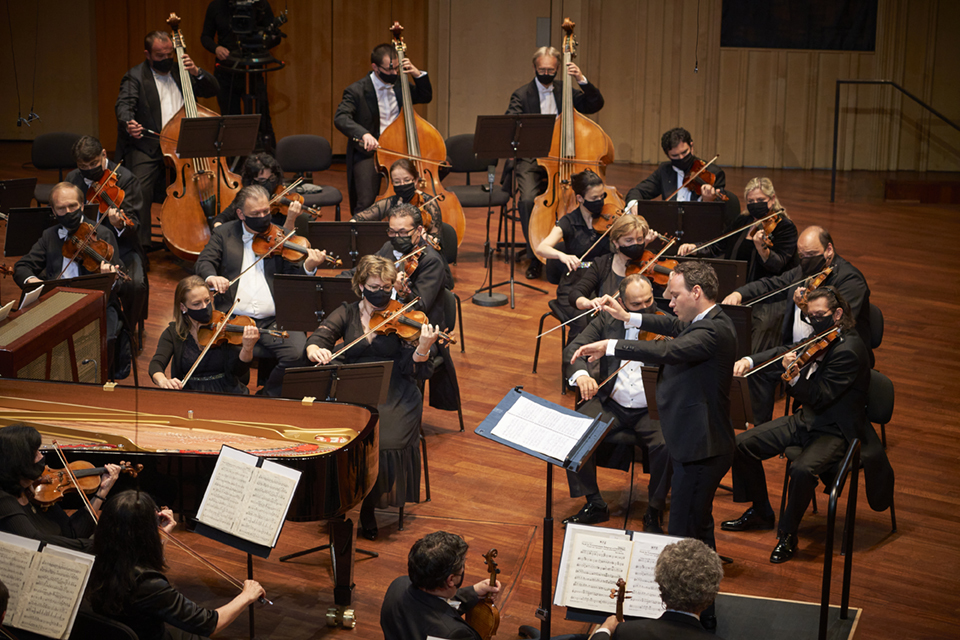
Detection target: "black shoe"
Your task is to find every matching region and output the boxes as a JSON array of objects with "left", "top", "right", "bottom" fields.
[
  {"left": 518, "top": 624, "right": 541, "bottom": 639},
  {"left": 721, "top": 507, "right": 775, "bottom": 532},
  {"left": 770, "top": 532, "right": 798, "bottom": 563},
  {"left": 360, "top": 526, "right": 378, "bottom": 541},
  {"left": 562, "top": 503, "right": 609, "bottom": 526},
  {"left": 525, "top": 259, "right": 542, "bottom": 279},
  {"left": 642, "top": 507, "right": 663, "bottom": 534}
]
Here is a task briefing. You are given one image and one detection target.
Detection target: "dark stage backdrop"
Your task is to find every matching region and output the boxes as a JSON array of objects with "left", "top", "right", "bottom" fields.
[{"left": 721, "top": 0, "right": 877, "bottom": 51}]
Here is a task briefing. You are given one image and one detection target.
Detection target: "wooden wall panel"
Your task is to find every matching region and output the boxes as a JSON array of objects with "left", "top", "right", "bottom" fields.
[{"left": 927, "top": 2, "right": 960, "bottom": 170}]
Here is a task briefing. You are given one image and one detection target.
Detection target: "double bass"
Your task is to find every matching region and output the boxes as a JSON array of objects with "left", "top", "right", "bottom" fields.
[
  {"left": 160, "top": 13, "right": 242, "bottom": 261},
  {"left": 528, "top": 18, "right": 624, "bottom": 256},
  {"left": 375, "top": 22, "right": 466, "bottom": 246}
]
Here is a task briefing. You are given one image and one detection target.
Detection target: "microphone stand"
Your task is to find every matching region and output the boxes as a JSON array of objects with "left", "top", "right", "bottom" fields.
[{"left": 472, "top": 164, "right": 507, "bottom": 307}]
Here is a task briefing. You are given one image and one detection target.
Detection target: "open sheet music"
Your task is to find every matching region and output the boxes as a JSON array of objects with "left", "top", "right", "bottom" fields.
[
  {"left": 489, "top": 394, "right": 596, "bottom": 461},
  {"left": 196, "top": 446, "right": 301, "bottom": 548},
  {"left": 0, "top": 531, "right": 94, "bottom": 639},
  {"left": 554, "top": 524, "right": 684, "bottom": 620}
]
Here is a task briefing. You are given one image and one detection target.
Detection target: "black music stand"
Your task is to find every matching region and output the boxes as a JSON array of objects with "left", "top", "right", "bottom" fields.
[
  {"left": 633, "top": 200, "right": 727, "bottom": 245},
  {"left": 0, "top": 177, "right": 37, "bottom": 210},
  {"left": 471, "top": 114, "right": 555, "bottom": 308},
  {"left": 673, "top": 256, "right": 747, "bottom": 299},
  {"left": 4, "top": 205, "right": 97, "bottom": 257},
  {"left": 18, "top": 273, "right": 117, "bottom": 309},
  {"left": 272, "top": 275, "right": 355, "bottom": 332},
  {"left": 307, "top": 220, "right": 389, "bottom": 269},
  {"left": 720, "top": 303, "right": 754, "bottom": 360},
  {"left": 176, "top": 115, "right": 260, "bottom": 217}
]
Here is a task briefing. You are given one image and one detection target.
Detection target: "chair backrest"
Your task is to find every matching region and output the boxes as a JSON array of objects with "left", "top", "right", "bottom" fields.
[
  {"left": 31, "top": 132, "right": 82, "bottom": 175},
  {"left": 869, "top": 303, "right": 884, "bottom": 349},
  {"left": 276, "top": 134, "right": 333, "bottom": 174},
  {"left": 69, "top": 608, "right": 138, "bottom": 640},
  {"left": 439, "top": 222, "right": 458, "bottom": 264},
  {"left": 867, "top": 369, "right": 894, "bottom": 425},
  {"left": 445, "top": 134, "right": 497, "bottom": 174},
  {"left": 441, "top": 288, "right": 457, "bottom": 332}
]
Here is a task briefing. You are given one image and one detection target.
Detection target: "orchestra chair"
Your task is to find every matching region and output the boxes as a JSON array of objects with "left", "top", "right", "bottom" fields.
[
  {"left": 275, "top": 134, "right": 343, "bottom": 220},
  {"left": 31, "top": 132, "right": 82, "bottom": 204},
  {"left": 68, "top": 608, "right": 138, "bottom": 640},
  {"left": 418, "top": 289, "right": 465, "bottom": 431},
  {"left": 443, "top": 133, "right": 510, "bottom": 212},
  {"left": 532, "top": 299, "right": 572, "bottom": 395}
]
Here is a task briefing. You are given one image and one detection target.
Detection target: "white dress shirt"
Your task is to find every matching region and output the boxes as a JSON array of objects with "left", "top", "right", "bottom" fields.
[
  {"left": 370, "top": 71, "right": 399, "bottom": 134},
  {"left": 233, "top": 227, "right": 276, "bottom": 319},
  {"left": 537, "top": 80, "right": 557, "bottom": 115},
  {"left": 56, "top": 227, "right": 80, "bottom": 278},
  {"left": 791, "top": 304, "right": 815, "bottom": 343},
  {"left": 151, "top": 68, "right": 184, "bottom": 130},
  {"left": 605, "top": 305, "right": 716, "bottom": 355},
  {"left": 569, "top": 322, "right": 648, "bottom": 409},
  {"left": 671, "top": 165, "right": 695, "bottom": 202}
]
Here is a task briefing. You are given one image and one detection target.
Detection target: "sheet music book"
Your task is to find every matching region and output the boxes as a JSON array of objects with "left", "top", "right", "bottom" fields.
[
  {"left": 0, "top": 531, "right": 94, "bottom": 639},
  {"left": 554, "top": 523, "right": 684, "bottom": 620},
  {"left": 196, "top": 446, "right": 301, "bottom": 549}
]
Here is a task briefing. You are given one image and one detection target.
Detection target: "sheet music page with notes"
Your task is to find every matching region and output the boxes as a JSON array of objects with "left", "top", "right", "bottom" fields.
[
  {"left": 490, "top": 395, "right": 594, "bottom": 461},
  {"left": 234, "top": 460, "right": 299, "bottom": 547}
]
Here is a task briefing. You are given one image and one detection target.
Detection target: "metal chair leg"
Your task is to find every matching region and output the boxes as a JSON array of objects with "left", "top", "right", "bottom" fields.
[
  {"left": 420, "top": 425, "right": 431, "bottom": 502},
  {"left": 455, "top": 293, "right": 465, "bottom": 353}
]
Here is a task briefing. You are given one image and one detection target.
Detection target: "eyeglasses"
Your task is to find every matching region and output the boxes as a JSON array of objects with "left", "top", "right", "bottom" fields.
[
  {"left": 387, "top": 228, "right": 415, "bottom": 238},
  {"left": 364, "top": 284, "right": 391, "bottom": 293},
  {"left": 378, "top": 63, "right": 399, "bottom": 72},
  {"left": 392, "top": 179, "right": 415, "bottom": 186}
]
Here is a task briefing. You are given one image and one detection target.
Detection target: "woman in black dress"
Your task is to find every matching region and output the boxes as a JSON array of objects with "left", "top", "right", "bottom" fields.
[
  {"left": 0, "top": 424, "right": 123, "bottom": 552},
  {"left": 305, "top": 255, "right": 440, "bottom": 540},
  {"left": 351, "top": 158, "right": 444, "bottom": 240},
  {"left": 87, "top": 490, "right": 264, "bottom": 640},
  {"left": 150, "top": 275, "right": 259, "bottom": 394}
]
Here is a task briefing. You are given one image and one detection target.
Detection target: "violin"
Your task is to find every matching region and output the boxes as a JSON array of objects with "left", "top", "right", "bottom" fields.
[
  {"left": 748, "top": 209, "right": 783, "bottom": 249},
  {"left": 412, "top": 191, "right": 444, "bottom": 232},
  {"left": 682, "top": 157, "right": 729, "bottom": 202},
  {"left": 31, "top": 460, "right": 142, "bottom": 507},
  {"left": 61, "top": 221, "right": 132, "bottom": 282},
  {"left": 625, "top": 250, "right": 678, "bottom": 286},
  {"left": 796, "top": 266, "right": 833, "bottom": 310},
  {"left": 609, "top": 578, "right": 631, "bottom": 623},
  {"left": 252, "top": 223, "right": 342, "bottom": 267},
  {"left": 270, "top": 183, "right": 324, "bottom": 220},
  {"left": 197, "top": 309, "right": 289, "bottom": 347},
  {"left": 465, "top": 549, "right": 501, "bottom": 640},
  {"left": 591, "top": 202, "right": 625, "bottom": 234},
  {"left": 86, "top": 169, "right": 134, "bottom": 228},
  {"left": 370, "top": 299, "right": 457, "bottom": 345},
  {"left": 782, "top": 325, "right": 841, "bottom": 381}
]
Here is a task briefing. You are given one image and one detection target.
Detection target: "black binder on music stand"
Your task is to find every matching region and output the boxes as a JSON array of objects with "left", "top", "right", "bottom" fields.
[
  {"left": 273, "top": 275, "right": 356, "bottom": 332},
  {"left": 633, "top": 200, "right": 726, "bottom": 244},
  {"left": 281, "top": 361, "right": 392, "bottom": 405},
  {"left": 4, "top": 205, "right": 98, "bottom": 257},
  {"left": 307, "top": 220, "right": 389, "bottom": 269}
]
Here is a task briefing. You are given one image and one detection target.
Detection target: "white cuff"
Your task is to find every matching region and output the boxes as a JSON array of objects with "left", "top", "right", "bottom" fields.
[
  {"left": 605, "top": 339, "right": 618, "bottom": 356},
  {"left": 745, "top": 356, "right": 754, "bottom": 368},
  {"left": 626, "top": 199, "right": 638, "bottom": 212},
  {"left": 579, "top": 76, "right": 588, "bottom": 85},
  {"left": 625, "top": 313, "right": 644, "bottom": 329},
  {"left": 568, "top": 370, "right": 590, "bottom": 386}
]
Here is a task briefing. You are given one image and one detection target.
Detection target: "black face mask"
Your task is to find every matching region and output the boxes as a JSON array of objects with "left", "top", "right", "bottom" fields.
[
  {"left": 806, "top": 313, "right": 835, "bottom": 335},
  {"left": 394, "top": 182, "right": 417, "bottom": 202},
  {"left": 670, "top": 153, "right": 696, "bottom": 173},
  {"left": 184, "top": 303, "right": 214, "bottom": 324},
  {"left": 747, "top": 201, "right": 769, "bottom": 219},
  {"left": 362, "top": 287, "right": 392, "bottom": 308},
  {"left": 582, "top": 198, "right": 605, "bottom": 218},
  {"left": 24, "top": 455, "right": 46, "bottom": 481},
  {"left": 59, "top": 208, "right": 83, "bottom": 232},
  {"left": 391, "top": 235, "right": 414, "bottom": 254},
  {"left": 536, "top": 72, "right": 556, "bottom": 86},
  {"left": 151, "top": 57, "right": 174, "bottom": 74},
  {"left": 378, "top": 69, "right": 398, "bottom": 85},
  {"left": 800, "top": 253, "right": 827, "bottom": 277},
  {"left": 255, "top": 176, "right": 280, "bottom": 194},
  {"left": 618, "top": 243, "right": 646, "bottom": 260},
  {"left": 80, "top": 165, "right": 105, "bottom": 182},
  {"left": 243, "top": 214, "right": 272, "bottom": 234}
]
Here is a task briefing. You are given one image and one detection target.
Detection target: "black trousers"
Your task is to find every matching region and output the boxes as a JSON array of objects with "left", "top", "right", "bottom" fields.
[
  {"left": 668, "top": 452, "right": 733, "bottom": 550},
  {"left": 732, "top": 414, "right": 847, "bottom": 534},
  {"left": 214, "top": 68, "right": 275, "bottom": 150},
  {"left": 253, "top": 317, "right": 307, "bottom": 396},
  {"left": 514, "top": 158, "right": 546, "bottom": 260},
  {"left": 117, "top": 246, "right": 147, "bottom": 336},
  {"left": 122, "top": 147, "right": 165, "bottom": 247},
  {"left": 348, "top": 155, "right": 383, "bottom": 214}
]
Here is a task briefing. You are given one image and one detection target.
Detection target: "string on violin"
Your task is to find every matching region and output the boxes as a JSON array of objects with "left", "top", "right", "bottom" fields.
[
  {"left": 371, "top": 299, "right": 457, "bottom": 345},
  {"left": 316, "top": 298, "right": 422, "bottom": 365},
  {"left": 743, "top": 267, "right": 832, "bottom": 307},
  {"left": 664, "top": 154, "right": 724, "bottom": 202},
  {"left": 216, "top": 229, "right": 298, "bottom": 292},
  {"left": 86, "top": 166, "right": 135, "bottom": 230},
  {"left": 49, "top": 441, "right": 100, "bottom": 524},
  {"left": 180, "top": 297, "right": 242, "bottom": 387},
  {"left": 197, "top": 309, "right": 288, "bottom": 348},
  {"left": 55, "top": 204, "right": 118, "bottom": 281},
  {"left": 742, "top": 325, "right": 841, "bottom": 378},
  {"left": 683, "top": 209, "right": 784, "bottom": 256}
]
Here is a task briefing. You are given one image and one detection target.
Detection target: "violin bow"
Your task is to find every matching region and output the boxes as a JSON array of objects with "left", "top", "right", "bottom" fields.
[
  {"left": 223, "top": 228, "right": 298, "bottom": 290},
  {"left": 664, "top": 154, "right": 719, "bottom": 202},
  {"left": 0, "top": 624, "right": 21, "bottom": 640},
  {"left": 268, "top": 177, "right": 303, "bottom": 206},
  {"left": 180, "top": 297, "right": 242, "bottom": 387},
  {"left": 537, "top": 291, "right": 624, "bottom": 339},
  {"left": 85, "top": 160, "right": 124, "bottom": 205},
  {"left": 393, "top": 245, "right": 427, "bottom": 267},
  {"left": 316, "top": 297, "right": 422, "bottom": 366},
  {"left": 573, "top": 229, "right": 672, "bottom": 275},
  {"left": 50, "top": 440, "right": 100, "bottom": 524},
  {"left": 743, "top": 268, "right": 830, "bottom": 307},
  {"left": 54, "top": 201, "right": 116, "bottom": 281},
  {"left": 742, "top": 325, "right": 841, "bottom": 378},
  {"left": 683, "top": 209, "right": 784, "bottom": 256}
]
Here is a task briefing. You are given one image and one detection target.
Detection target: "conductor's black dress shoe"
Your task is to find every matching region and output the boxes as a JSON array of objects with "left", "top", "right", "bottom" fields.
[{"left": 562, "top": 503, "right": 609, "bottom": 526}]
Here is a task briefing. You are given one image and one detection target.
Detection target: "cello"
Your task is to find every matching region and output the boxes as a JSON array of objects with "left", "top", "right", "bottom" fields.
[
  {"left": 160, "top": 13, "right": 242, "bottom": 261},
  {"left": 528, "top": 18, "right": 624, "bottom": 256},
  {"left": 375, "top": 22, "right": 466, "bottom": 246}
]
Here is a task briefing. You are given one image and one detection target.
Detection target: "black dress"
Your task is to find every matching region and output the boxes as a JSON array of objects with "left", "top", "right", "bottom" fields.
[
  {"left": 149, "top": 323, "right": 250, "bottom": 395},
  {"left": 306, "top": 302, "right": 435, "bottom": 509},
  {"left": 0, "top": 488, "right": 94, "bottom": 552},
  {"left": 551, "top": 207, "right": 611, "bottom": 331}
]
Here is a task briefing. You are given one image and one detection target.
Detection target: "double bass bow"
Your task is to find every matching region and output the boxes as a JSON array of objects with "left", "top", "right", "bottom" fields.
[
  {"left": 375, "top": 22, "right": 466, "bottom": 246},
  {"left": 465, "top": 549, "right": 501, "bottom": 639}
]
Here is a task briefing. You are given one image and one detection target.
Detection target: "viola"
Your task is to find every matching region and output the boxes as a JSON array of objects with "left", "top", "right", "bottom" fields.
[
  {"left": 86, "top": 170, "right": 134, "bottom": 228},
  {"left": 609, "top": 577, "right": 631, "bottom": 623},
  {"left": 682, "top": 157, "right": 729, "bottom": 202},
  {"left": 591, "top": 201, "right": 625, "bottom": 234},
  {"left": 197, "top": 309, "right": 289, "bottom": 347},
  {"left": 748, "top": 209, "right": 783, "bottom": 249},
  {"left": 782, "top": 325, "right": 841, "bottom": 381},
  {"left": 370, "top": 299, "right": 457, "bottom": 345},
  {"left": 797, "top": 266, "right": 833, "bottom": 309},
  {"left": 465, "top": 549, "right": 501, "bottom": 640},
  {"left": 252, "top": 223, "right": 342, "bottom": 267},
  {"left": 31, "top": 460, "right": 142, "bottom": 507},
  {"left": 625, "top": 250, "right": 678, "bottom": 286},
  {"left": 270, "top": 183, "right": 323, "bottom": 220},
  {"left": 61, "top": 221, "right": 132, "bottom": 282}
]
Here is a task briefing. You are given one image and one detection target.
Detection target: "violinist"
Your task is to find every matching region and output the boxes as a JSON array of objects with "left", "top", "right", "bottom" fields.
[
  {"left": 562, "top": 275, "right": 672, "bottom": 534},
  {"left": 115, "top": 30, "right": 218, "bottom": 248},
  {"left": 197, "top": 184, "right": 328, "bottom": 396},
  {"left": 380, "top": 531, "right": 500, "bottom": 640},
  {"left": 335, "top": 43, "right": 432, "bottom": 213},
  {"left": 211, "top": 153, "right": 311, "bottom": 233},
  {"left": 150, "top": 275, "right": 259, "bottom": 394},
  {"left": 352, "top": 158, "right": 443, "bottom": 241},
  {"left": 87, "top": 490, "right": 265, "bottom": 640},
  {"left": 506, "top": 45, "right": 605, "bottom": 280},
  {"left": 723, "top": 288, "right": 892, "bottom": 564},
  {"left": 0, "top": 424, "right": 124, "bottom": 552},
  {"left": 306, "top": 255, "right": 440, "bottom": 540}
]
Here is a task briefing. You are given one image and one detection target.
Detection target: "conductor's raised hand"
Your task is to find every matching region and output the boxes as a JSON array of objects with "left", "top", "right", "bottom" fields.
[
  {"left": 600, "top": 299, "right": 630, "bottom": 322},
  {"left": 570, "top": 340, "right": 610, "bottom": 364},
  {"left": 207, "top": 276, "right": 230, "bottom": 295}
]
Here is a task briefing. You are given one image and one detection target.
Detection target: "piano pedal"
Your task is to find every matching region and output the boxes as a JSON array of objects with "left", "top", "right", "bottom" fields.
[{"left": 326, "top": 606, "right": 356, "bottom": 629}]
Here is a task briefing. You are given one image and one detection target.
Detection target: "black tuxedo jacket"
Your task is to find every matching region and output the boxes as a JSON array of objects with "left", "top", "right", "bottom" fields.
[
  {"left": 194, "top": 220, "right": 310, "bottom": 314},
  {"left": 565, "top": 311, "right": 628, "bottom": 404},
  {"left": 505, "top": 78, "right": 605, "bottom": 115},
  {"left": 607, "top": 610, "right": 719, "bottom": 640},
  {"left": 380, "top": 576, "right": 481, "bottom": 640},
  {"left": 613, "top": 306, "right": 737, "bottom": 463},
  {"left": 334, "top": 73, "right": 433, "bottom": 165},
  {"left": 626, "top": 161, "right": 727, "bottom": 203},
  {"left": 14, "top": 219, "right": 123, "bottom": 288},
  {"left": 65, "top": 162, "right": 145, "bottom": 255},
  {"left": 114, "top": 61, "right": 219, "bottom": 158},
  {"left": 375, "top": 240, "right": 452, "bottom": 327}
]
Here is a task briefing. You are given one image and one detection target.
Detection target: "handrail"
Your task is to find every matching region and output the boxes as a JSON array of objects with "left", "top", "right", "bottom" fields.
[{"left": 830, "top": 80, "right": 960, "bottom": 202}]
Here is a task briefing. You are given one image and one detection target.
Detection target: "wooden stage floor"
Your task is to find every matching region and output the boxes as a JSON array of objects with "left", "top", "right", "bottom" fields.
[{"left": 1, "top": 141, "right": 958, "bottom": 639}]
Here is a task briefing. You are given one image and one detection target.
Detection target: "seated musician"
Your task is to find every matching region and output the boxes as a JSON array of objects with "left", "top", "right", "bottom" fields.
[
  {"left": 0, "top": 425, "right": 123, "bottom": 552},
  {"left": 306, "top": 255, "right": 440, "bottom": 540},
  {"left": 380, "top": 531, "right": 500, "bottom": 640},
  {"left": 506, "top": 45, "right": 605, "bottom": 280},
  {"left": 721, "top": 225, "right": 872, "bottom": 425},
  {"left": 562, "top": 275, "right": 671, "bottom": 533},
  {"left": 196, "top": 184, "right": 328, "bottom": 396},
  {"left": 212, "top": 153, "right": 311, "bottom": 234},
  {"left": 87, "top": 490, "right": 265, "bottom": 640},
  {"left": 722, "top": 288, "right": 893, "bottom": 564},
  {"left": 115, "top": 30, "right": 219, "bottom": 248},
  {"left": 335, "top": 43, "right": 432, "bottom": 214},
  {"left": 66, "top": 135, "right": 148, "bottom": 333},
  {"left": 566, "top": 214, "right": 660, "bottom": 337},
  {"left": 150, "top": 275, "right": 259, "bottom": 394},
  {"left": 13, "top": 182, "right": 130, "bottom": 378},
  {"left": 352, "top": 158, "right": 444, "bottom": 242}
]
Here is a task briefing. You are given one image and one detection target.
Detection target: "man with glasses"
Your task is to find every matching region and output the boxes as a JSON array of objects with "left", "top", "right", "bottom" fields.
[
  {"left": 335, "top": 43, "right": 433, "bottom": 214},
  {"left": 196, "top": 184, "right": 328, "bottom": 395},
  {"left": 506, "top": 46, "right": 605, "bottom": 279}
]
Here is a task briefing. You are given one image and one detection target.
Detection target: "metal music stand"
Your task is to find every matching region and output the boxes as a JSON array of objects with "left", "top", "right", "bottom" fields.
[
  {"left": 273, "top": 275, "right": 356, "bottom": 332},
  {"left": 176, "top": 115, "right": 261, "bottom": 217},
  {"left": 4, "top": 205, "right": 97, "bottom": 257},
  {"left": 306, "top": 220, "right": 389, "bottom": 269},
  {"left": 0, "top": 178, "right": 37, "bottom": 210},
  {"left": 633, "top": 200, "right": 727, "bottom": 245},
  {"left": 472, "top": 114, "right": 555, "bottom": 308}
]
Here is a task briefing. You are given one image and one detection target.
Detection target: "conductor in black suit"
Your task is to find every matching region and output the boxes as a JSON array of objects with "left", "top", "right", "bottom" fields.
[
  {"left": 505, "top": 46, "right": 604, "bottom": 279},
  {"left": 571, "top": 261, "right": 737, "bottom": 550},
  {"left": 115, "top": 30, "right": 219, "bottom": 246},
  {"left": 380, "top": 531, "right": 500, "bottom": 640},
  {"left": 334, "top": 43, "right": 433, "bottom": 214}
]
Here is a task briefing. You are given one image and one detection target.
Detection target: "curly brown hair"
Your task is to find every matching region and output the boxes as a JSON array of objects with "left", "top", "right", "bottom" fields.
[{"left": 655, "top": 539, "right": 723, "bottom": 614}]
